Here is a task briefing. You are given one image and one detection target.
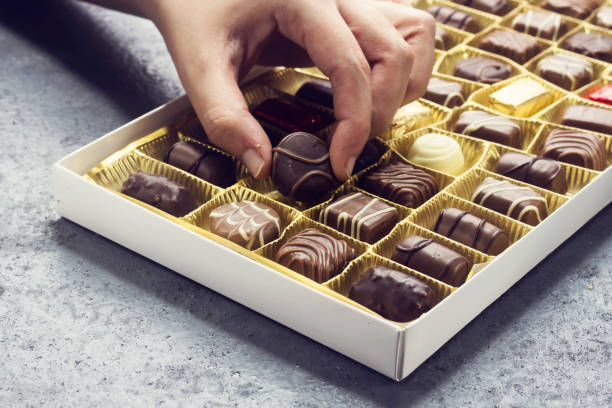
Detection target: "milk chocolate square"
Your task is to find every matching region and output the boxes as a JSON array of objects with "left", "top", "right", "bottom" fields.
[
  {"left": 561, "top": 105, "right": 612, "bottom": 134},
  {"left": 479, "top": 30, "right": 542, "bottom": 64},
  {"left": 453, "top": 110, "right": 522, "bottom": 148}
]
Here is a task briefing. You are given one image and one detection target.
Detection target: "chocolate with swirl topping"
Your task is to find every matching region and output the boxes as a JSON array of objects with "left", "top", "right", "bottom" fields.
[
  {"left": 349, "top": 266, "right": 435, "bottom": 322},
  {"left": 362, "top": 163, "right": 438, "bottom": 208},
  {"left": 453, "top": 57, "right": 511, "bottom": 84},
  {"left": 540, "top": 129, "right": 607, "bottom": 171},
  {"left": 434, "top": 208, "right": 509, "bottom": 255},
  {"left": 210, "top": 201, "right": 280, "bottom": 250},
  {"left": 471, "top": 177, "right": 548, "bottom": 226},
  {"left": 272, "top": 132, "right": 337, "bottom": 203},
  {"left": 320, "top": 192, "right": 399, "bottom": 244},
  {"left": 494, "top": 152, "right": 567, "bottom": 194},
  {"left": 275, "top": 228, "right": 355, "bottom": 283},
  {"left": 391, "top": 235, "right": 469, "bottom": 286}
]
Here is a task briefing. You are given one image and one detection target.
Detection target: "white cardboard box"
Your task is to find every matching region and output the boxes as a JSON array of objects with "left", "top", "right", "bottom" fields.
[{"left": 53, "top": 94, "right": 612, "bottom": 381}]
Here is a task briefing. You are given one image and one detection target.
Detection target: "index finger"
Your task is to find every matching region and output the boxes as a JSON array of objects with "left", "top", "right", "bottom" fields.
[{"left": 275, "top": 2, "right": 372, "bottom": 180}]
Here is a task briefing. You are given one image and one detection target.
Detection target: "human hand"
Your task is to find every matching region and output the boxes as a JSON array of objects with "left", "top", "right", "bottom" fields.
[{"left": 143, "top": 0, "right": 436, "bottom": 180}]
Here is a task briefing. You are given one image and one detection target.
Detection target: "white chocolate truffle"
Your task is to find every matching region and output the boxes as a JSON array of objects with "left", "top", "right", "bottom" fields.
[{"left": 406, "top": 133, "right": 465, "bottom": 175}]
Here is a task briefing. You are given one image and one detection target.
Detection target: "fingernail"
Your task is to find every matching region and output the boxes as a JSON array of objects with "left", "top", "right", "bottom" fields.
[
  {"left": 345, "top": 156, "right": 357, "bottom": 179},
  {"left": 241, "top": 148, "right": 264, "bottom": 178}
]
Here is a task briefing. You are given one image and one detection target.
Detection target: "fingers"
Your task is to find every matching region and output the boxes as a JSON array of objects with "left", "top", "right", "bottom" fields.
[
  {"left": 274, "top": 1, "right": 372, "bottom": 181},
  {"left": 375, "top": 2, "right": 436, "bottom": 103},
  {"left": 338, "top": 0, "right": 413, "bottom": 137},
  {"left": 186, "top": 67, "right": 273, "bottom": 178}
]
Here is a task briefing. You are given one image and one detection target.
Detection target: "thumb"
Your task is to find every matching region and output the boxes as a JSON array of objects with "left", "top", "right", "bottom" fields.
[{"left": 183, "top": 67, "right": 272, "bottom": 179}]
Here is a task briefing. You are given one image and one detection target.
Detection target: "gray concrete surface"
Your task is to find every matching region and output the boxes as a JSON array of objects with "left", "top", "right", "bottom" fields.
[{"left": 0, "top": 1, "right": 610, "bottom": 406}]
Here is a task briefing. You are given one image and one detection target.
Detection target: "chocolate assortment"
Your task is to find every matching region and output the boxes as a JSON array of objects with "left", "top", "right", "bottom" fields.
[{"left": 90, "top": 0, "right": 612, "bottom": 326}]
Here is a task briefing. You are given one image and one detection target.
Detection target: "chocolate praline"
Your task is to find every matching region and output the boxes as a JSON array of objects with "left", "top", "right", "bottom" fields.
[
  {"left": 540, "top": 129, "right": 607, "bottom": 171},
  {"left": 433, "top": 208, "right": 509, "bottom": 255},
  {"left": 272, "top": 132, "right": 337, "bottom": 203},
  {"left": 391, "top": 235, "right": 470, "bottom": 287},
  {"left": 453, "top": 57, "right": 511, "bottom": 84},
  {"left": 494, "top": 152, "right": 568, "bottom": 194},
  {"left": 121, "top": 171, "right": 197, "bottom": 217},
  {"left": 164, "top": 141, "right": 235, "bottom": 187},
  {"left": 563, "top": 33, "right": 612, "bottom": 63},
  {"left": 453, "top": 110, "right": 522, "bottom": 148},
  {"left": 349, "top": 266, "right": 436, "bottom": 322},
  {"left": 479, "top": 30, "right": 542, "bottom": 64},
  {"left": 450, "top": 0, "right": 508, "bottom": 15},
  {"left": 275, "top": 228, "right": 355, "bottom": 283},
  {"left": 428, "top": 6, "right": 479, "bottom": 33},
  {"left": 560, "top": 105, "right": 612, "bottom": 135}
]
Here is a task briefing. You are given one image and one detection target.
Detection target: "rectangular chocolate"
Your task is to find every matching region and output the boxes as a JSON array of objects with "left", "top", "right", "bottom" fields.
[
  {"left": 453, "top": 110, "right": 522, "bottom": 148},
  {"left": 511, "top": 10, "right": 567, "bottom": 41},
  {"left": 561, "top": 105, "right": 612, "bottom": 135},
  {"left": 428, "top": 6, "right": 479, "bottom": 33},
  {"left": 563, "top": 33, "right": 612, "bottom": 63},
  {"left": 535, "top": 53, "right": 593, "bottom": 91},
  {"left": 320, "top": 192, "right": 399, "bottom": 244},
  {"left": 424, "top": 77, "right": 465, "bottom": 108},
  {"left": 450, "top": 0, "right": 508, "bottom": 16},
  {"left": 542, "top": 0, "right": 600, "bottom": 19},
  {"left": 479, "top": 30, "right": 542, "bottom": 64},
  {"left": 494, "top": 152, "right": 568, "bottom": 194}
]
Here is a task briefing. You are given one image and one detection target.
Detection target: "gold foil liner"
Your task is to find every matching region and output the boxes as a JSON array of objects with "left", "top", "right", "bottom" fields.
[
  {"left": 382, "top": 99, "right": 451, "bottom": 140},
  {"left": 387, "top": 126, "right": 489, "bottom": 177},
  {"left": 370, "top": 219, "right": 492, "bottom": 287},
  {"left": 304, "top": 183, "right": 412, "bottom": 244},
  {"left": 528, "top": 122, "right": 612, "bottom": 172},
  {"left": 435, "top": 23, "right": 473, "bottom": 51},
  {"left": 183, "top": 185, "right": 302, "bottom": 251},
  {"left": 87, "top": 151, "right": 222, "bottom": 218},
  {"left": 435, "top": 46, "right": 525, "bottom": 82},
  {"left": 260, "top": 68, "right": 328, "bottom": 96},
  {"left": 466, "top": 26, "right": 552, "bottom": 65},
  {"left": 557, "top": 22, "right": 612, "bottom": 64},
  {"left": 294, "top": 67, "right": 327, "bottom": 79},
  {"left": 255, "top": 214, "right": 369, "bottom": 283},
  {"left": 523, "top": 46, "right": 609, "bottom": 92},
  {"left": 440, "top": 102, "right": 543, "bottom": 151},
  {"left": 498, "top": 4, "right": 580, "bottom": 42},
  {"left": 481, "top": 142, "right": 601, "bottom": 195},
  {"left": 324, "top": 252, "right": 455, "bottom": 325},
  {"left": 445, "top": 167, "right": 569, "bottom": 222},
  {"left": 425, "top": 73, "right": 485, "bottom": 108},
  {"left": 351, "top": 149, "right": 456, "bottom": 208},
  {"left": 411, "top": 0, "right": 501, "bottom": 30},
  {"left": 409, "top": 192, "right": 532, "bottom": 251},
  {"left": 469, "top": 73, "right": 566, "bottom": 118}
]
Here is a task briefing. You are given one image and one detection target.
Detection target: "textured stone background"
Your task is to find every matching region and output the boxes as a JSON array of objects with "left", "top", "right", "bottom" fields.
[{"left": 0, "top": 1, "right": 610, "bottom": 407}]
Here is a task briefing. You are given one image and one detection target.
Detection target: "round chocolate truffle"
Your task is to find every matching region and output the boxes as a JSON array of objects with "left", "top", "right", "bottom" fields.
[
  {"left": 164, "top": 141, "right": 235, "bottom": 187},
  {"left": 272, "top": 132, "right": 337, "bottom": 203}
]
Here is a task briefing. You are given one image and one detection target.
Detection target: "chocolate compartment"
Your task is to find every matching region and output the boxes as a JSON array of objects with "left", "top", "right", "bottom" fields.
[
  {"left": 409, "top": 192, "right": 532, "bottom": 253},
  {"left": 412, "top": 0, "right": 501, "bottom": 31},
  {"left": 424, "top": 73, "right": 485, "bottom": 108},
  {"left": 440, "top": 102, "right": 543, "bottom": 150},
  {"left": 468, "top": 73, "right": 566, "bottom": 118},
  {"left": 435, "top": 45, "right": 525, "bottom": 83},
  {"left": 467, "top": 26, "right": 551, "bottom": 65},
  {"left": 558, "top": 23, "right": 612, "bottom": 63},
  {"left": 370, "top": 219, "right": 491, "bottom": 288},
  {"left": 183, "top": 185, "right": 301, "bottom": 251},
  {"left": 324, "top": 252, "right": 454, "bottom": 323},
  {"left": 528, "top": 122, "right": 612, "bottom": 172},
  {"left": 524, "top": 46, "right": 609, "bottom": 92},
  {"left": 354, "top": 150, "right": 456, "bottom": 209},
  {"left": 304, "top": 183, "right": 411, "bottom": 245},
  {"left": 498, "top": 4, "right": 579, "bottom": 42},
  {"left": 87, "top": 151, "right": 221, "bottom": 218},
  {"left": 388, "top": 126, "right": 489, "bottom": 176},
  {"left": 481, "top": 142, "right": 601, "bottom": 194},
  {"left": 255, "top": 215, "right": 369, "bottom": 285},
  {"left": 445, "top": 167, "right": 569, "bottom": 224}
]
